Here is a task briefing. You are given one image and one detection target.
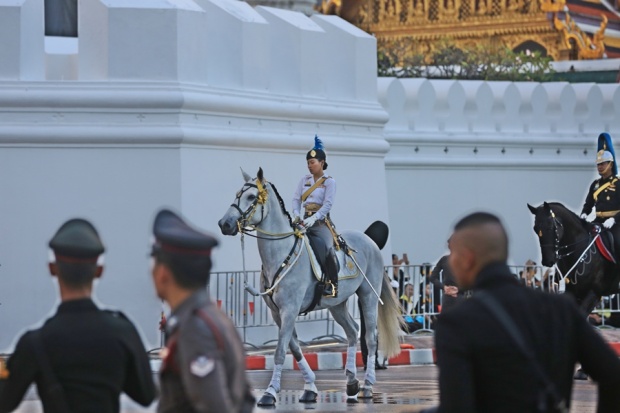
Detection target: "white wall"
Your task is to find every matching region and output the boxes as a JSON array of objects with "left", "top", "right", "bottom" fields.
[
  {"left": 379, "top": 78, "right": 620, "bottom": 267},
  {"left": 0, "top": 0, "right": 386, "bottom": 351}
]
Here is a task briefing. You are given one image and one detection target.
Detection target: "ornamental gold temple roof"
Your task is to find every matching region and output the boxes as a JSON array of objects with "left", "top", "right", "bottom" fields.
[{"left": 317, "top": 0, "right": 610, "bottom": 61}]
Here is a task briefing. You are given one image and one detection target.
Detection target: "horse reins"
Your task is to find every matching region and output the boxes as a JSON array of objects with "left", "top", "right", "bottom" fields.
[
  {"left": 544, "top": 207, "right": 599, "bottom": 284},
  {"left": 235, "top": 179, "right": 306, "bottom": 297}
]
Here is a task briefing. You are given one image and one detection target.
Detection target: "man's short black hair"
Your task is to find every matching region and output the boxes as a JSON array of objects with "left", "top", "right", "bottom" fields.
[
  {"left": 454, "top": 212, "right": 509, "bottom": 259},
  {"left": 56, "top": 261, "right": 98, "bottom": 288},
  {"left": 454, "top": 212, "right": 503, "bottom": 231},
  {"left": 155, "top": 252, "right": 212, "bottom": 290}
]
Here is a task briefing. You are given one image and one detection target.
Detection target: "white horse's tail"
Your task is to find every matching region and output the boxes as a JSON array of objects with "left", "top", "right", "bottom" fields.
[{"left": 377, "top": 273, "right": 405, "bottom": 359}]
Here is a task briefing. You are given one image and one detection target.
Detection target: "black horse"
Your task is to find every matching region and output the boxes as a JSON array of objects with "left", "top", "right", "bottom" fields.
[{"left": 528, "top": 202, "right": 620, "bottom": 315}]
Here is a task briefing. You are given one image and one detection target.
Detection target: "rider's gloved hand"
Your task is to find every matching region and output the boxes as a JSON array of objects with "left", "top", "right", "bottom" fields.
[
  {"left": 303, "top": 216, "right": 317, "bottom": 228},
  {"left": 604, "top": 217, "right": 616, "bottom": 229},
  {"left": 292, "top": 214, "right": 301, "bottom": 224},
  {"left": 580, "top": 213, "right": 588, "bottom": 220}
]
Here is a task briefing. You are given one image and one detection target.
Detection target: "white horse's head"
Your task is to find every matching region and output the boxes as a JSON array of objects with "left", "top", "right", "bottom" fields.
[{"left": 218, "top": 167, "right": 270, "bottom": 235}]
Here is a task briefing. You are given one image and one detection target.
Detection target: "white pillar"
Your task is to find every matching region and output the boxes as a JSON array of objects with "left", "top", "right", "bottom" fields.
[{"left": 0, "top": 0, "right": 45, "bottom": 80}]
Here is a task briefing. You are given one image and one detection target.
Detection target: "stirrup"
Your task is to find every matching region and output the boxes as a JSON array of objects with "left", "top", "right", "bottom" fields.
[{"left": 323, "top": 280, "right": 337, "bottom": 297}]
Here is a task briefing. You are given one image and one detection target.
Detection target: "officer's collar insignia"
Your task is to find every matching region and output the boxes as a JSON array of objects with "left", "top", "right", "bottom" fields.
[
  {"left": 190, "top": 356, "right": 214, "bottom": 377},
  {"left": 538, "top": 230, "right": 542, "bottom": 237},
  {"left": 310, "top": 150, "right": 316, "bottom": 157}
]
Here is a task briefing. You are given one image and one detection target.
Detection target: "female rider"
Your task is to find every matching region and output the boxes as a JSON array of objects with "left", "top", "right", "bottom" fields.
[{"left": 292, "top": 136, "right": 338, "bottom": 297}]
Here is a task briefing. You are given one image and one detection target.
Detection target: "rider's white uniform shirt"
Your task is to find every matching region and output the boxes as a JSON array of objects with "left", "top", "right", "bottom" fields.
[{"left": 292, "top": 173, "right": 336, "bottom": 221}]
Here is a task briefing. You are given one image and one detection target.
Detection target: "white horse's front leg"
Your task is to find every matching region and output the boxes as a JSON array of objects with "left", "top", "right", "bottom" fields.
[
  {"left": 288, "top": 327, "right": 317, "bottom": 402},
  {"left": 257, "top": 364, "right": 283, "bottom": 406},
  {"left": 257, "top": 310, "right": 297, "bottom": 407},
  {"left": 296, "top": 356, "right": 318, "bottom": 401}
]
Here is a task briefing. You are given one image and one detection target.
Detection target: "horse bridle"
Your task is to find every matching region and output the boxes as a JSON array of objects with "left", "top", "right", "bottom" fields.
[
  {"left": 230, "top": 180, "right": 267, "bottom": 230},
  {"left": 547, "top": 209, "right": 564, "bottom": 262},
  {"left": 538, "top": 208, "right": 583, "bottom": 261},
  {"left": 230, "top": 179, "right": 300, "bottom": 240}
]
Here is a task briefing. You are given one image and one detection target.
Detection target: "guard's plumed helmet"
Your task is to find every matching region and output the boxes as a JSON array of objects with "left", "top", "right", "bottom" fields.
[
  {"left": 597, "top": 150, "right": 614, "bottom": 164},
  {"left": 597, "top": 133, "right": 618, "bottom": 175},
  {"left": 306, "top": 135, "right": 328, "bottom": 170}
]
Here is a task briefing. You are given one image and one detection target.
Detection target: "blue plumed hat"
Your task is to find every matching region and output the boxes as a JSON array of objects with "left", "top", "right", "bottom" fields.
[
  {"left": 597, "top": 133, "right": 617, "bottom": 175},
  {"left": 306, "top": 135, "right": 328, "bottom": 170}
]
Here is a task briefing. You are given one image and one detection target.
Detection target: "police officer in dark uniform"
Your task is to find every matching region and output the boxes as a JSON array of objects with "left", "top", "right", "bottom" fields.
[
  {"left": 150, "top": 209, "right": 254, "bottom": 413},
  {"left": 0, "top": 219, "right": 156, "bottom": 413}
]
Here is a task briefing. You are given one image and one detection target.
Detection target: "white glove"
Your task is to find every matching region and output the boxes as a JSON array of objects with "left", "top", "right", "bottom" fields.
[
  {"left": 292, "top": 213, "right": 301, "bottom": 224},
  {"left": 303, "top": 216, "right": 317, "bottom": 228},
  {"left": 580, "top": 213, "right": 587, "bottom": 220},
  {"left": 604, "top": 217, "right": 615, "bottom": 229}
]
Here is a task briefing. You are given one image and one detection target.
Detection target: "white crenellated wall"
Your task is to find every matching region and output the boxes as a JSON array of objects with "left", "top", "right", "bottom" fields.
[
  {"left": 0, "top": 0, "right": 387, "bottom": 351},
  {"left": 2, "top": 0, "right": 620, "bottom": 350},
  {"left": 378, "top": 77, "right": 620, "bottom": 269}
]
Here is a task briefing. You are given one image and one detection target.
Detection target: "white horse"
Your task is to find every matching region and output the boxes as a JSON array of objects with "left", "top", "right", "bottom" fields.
[{"left": 218, "top": 168, "right": 402, "bottom": 406}]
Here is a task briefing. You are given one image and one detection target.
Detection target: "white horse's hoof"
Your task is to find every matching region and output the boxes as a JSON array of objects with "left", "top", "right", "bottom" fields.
[
  {"left": 299, "top": 390, "right": 318, "bottom": 403},
  {"left": 358, "top": 387, "right": 373, "bottom": 399},
  {"left": 346, "top": 379, "right": 360, "bottom": 397},
  {"left": 257, "top": 392, "right": 277, "bottom": 406}
]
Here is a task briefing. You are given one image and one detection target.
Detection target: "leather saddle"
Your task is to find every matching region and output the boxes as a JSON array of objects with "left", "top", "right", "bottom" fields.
[
  {"left": 591, "top": 223, "right": 617, "bottom": 264},
  {"left": 306, "top": 233, "right": 340, "bottom": 278}
]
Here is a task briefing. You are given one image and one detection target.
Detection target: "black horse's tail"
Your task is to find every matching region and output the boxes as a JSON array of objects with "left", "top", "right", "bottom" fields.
[{"left": 364, "top": 221, "right": 389, "bottom": 250}]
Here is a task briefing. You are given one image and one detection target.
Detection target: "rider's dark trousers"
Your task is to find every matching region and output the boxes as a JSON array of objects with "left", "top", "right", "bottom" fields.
[{"left": 308, "top": 220, "right": 338, "bottom": 285}]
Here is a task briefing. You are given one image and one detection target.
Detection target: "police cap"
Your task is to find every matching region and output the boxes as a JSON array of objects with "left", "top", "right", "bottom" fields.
[
  {"left": 306, "top": 135, "right": 328, "bottom": 169},
  {"left": 152, "top": 209, "right": 218, "bottom": 256},
  {"left": 49, "top": 218, "right": 104, "bottom": 261}
]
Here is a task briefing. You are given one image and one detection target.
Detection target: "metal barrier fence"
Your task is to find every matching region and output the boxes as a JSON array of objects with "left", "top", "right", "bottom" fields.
[
  {"left": 207, "top": 270, "right": 361, "bottom": 347},
  {"left": 206, "top": 263, "right": 620, "bottom": 347}
]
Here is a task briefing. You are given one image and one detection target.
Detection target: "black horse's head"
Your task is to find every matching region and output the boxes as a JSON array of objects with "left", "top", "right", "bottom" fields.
[
  {"left": 218, "top": 168, "right": 269, "bottom": 236},
  {"left": 528, "top": 202, "right": 565, "bottom": 267}
]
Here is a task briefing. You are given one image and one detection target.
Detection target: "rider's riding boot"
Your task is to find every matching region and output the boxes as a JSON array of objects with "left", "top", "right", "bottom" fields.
[{"left": 323, "top": 252, "right": 339, "bottom": 298}]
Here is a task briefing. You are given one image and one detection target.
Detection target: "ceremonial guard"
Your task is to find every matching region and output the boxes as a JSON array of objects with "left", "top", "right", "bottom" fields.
[
  {"left": 0, "top": 219, "right": 156, "bottom": 413},
  {"left": 581, "top": 133, "right": 620, "bottom": 226},
  {"left": 581, "top": 133, "right": 620, "bottom": 259},
  {"left": 151, "top": 209, "right": 254, "bottom": 413},
  {"left": 292, "top": 136, "right": 339, "bottom": 297}
]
